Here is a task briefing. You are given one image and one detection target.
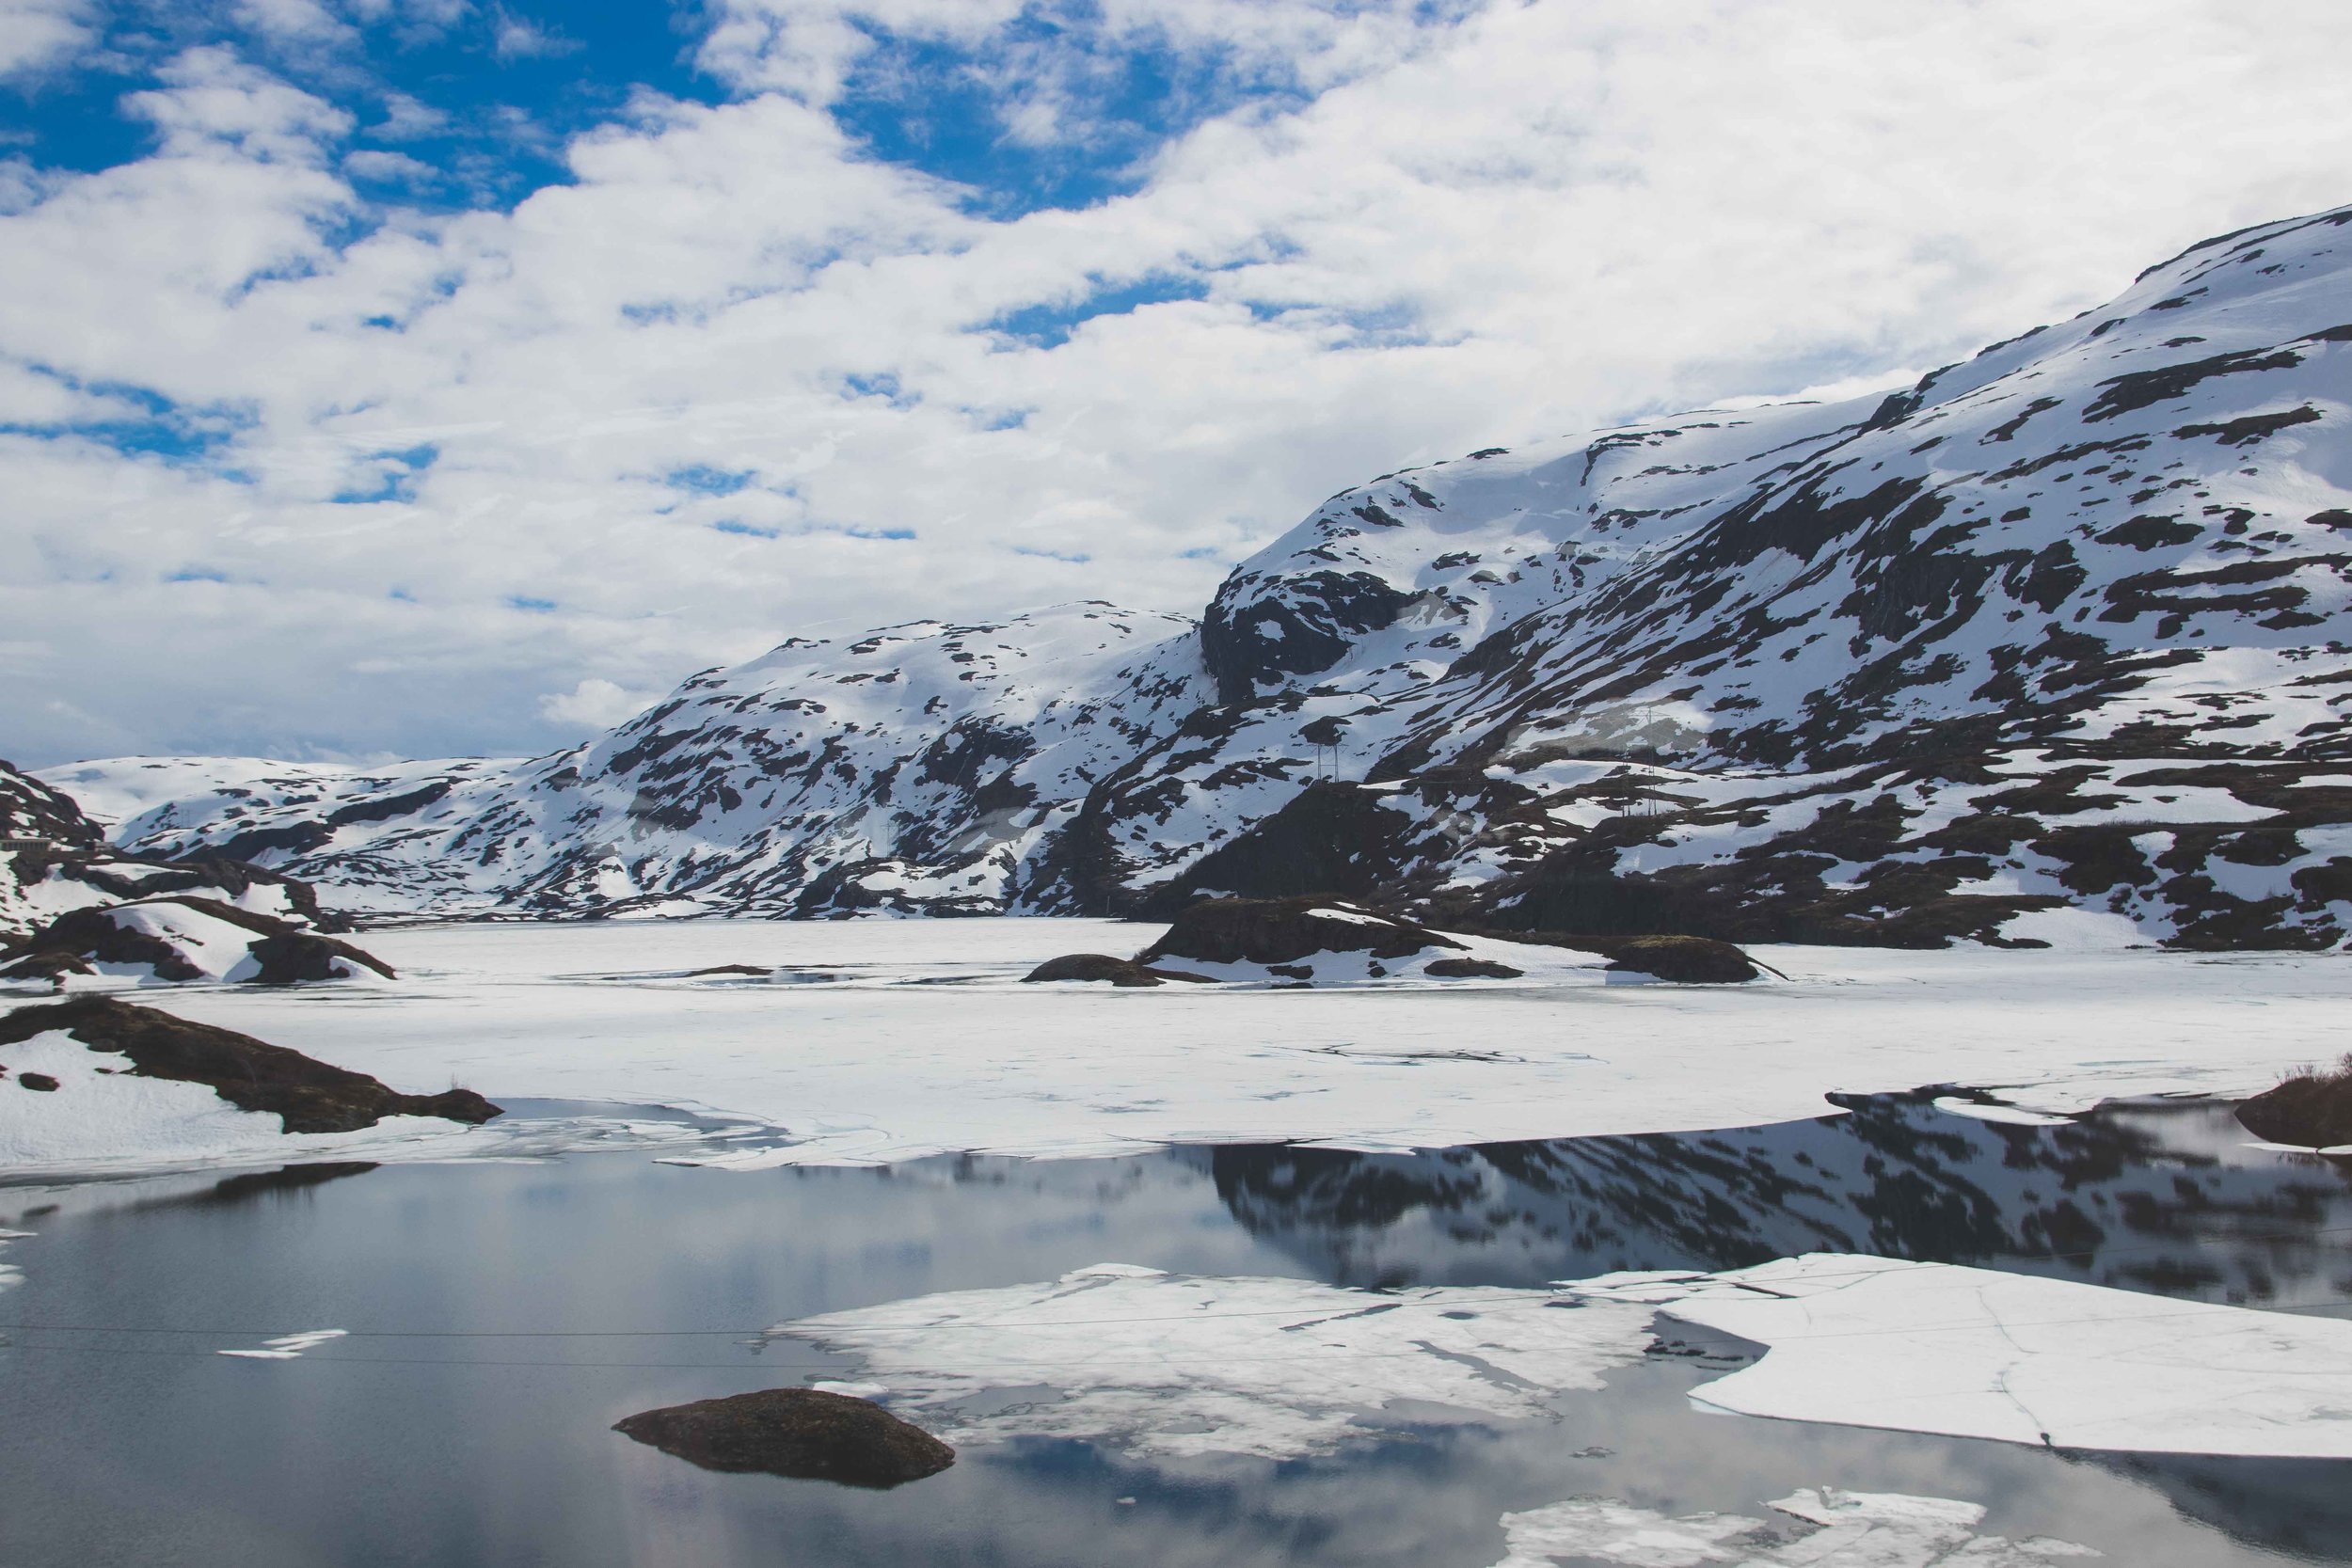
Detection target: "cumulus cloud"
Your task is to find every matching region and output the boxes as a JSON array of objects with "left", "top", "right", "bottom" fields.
[
  {"left": 0, "top": 0, "right": 92, "bottom": 79},
  {"left": 4, "top": 1, "right": 2352, "bottom": 763}
]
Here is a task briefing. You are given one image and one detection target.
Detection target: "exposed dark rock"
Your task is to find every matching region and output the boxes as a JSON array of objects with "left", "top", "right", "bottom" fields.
[
  {"left": 1022, "top": 953, "right": 1216, "bottom": 987},
  {"left": 13, "top": 898, "right": 394, "bottom": 985},
  {"left": 0, "top": 949, "right": 95, "bottom": 985},
  {"left": 0, "top": 996, "right": 499, "bottom": 1133},
  {"left": 1200, "top": 569, "right": 1414, "bottom": 705},
  {"left": 612, "top": 1388, "right": 955, "bottom": 1488},
  {"left": 1423, "top": 957, "right": 1524, "bottom": 979},
  {"left": 1136, "top": 783, "right": 1417, "bottom": 916},
  {"left": 246, "top": 929, "right": 397, "bottom": 985},
  {"left": 22, "top": 902, "right": 207, "bottom": 980},
  {"left": 2235, "top": 1061, "right": 2352, "bottom": 1149},
  {"left": 18, "top": 1071, "right": 57, "bottom": 1091},
  {"left": 1136, "top": 896, "right": 1463, "bottom": 968},
  {"left": 1597, "top": 935, "right": 1761, "bottom": 984}
]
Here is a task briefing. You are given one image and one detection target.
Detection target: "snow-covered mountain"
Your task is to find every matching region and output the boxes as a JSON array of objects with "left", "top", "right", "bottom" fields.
[
  {"left": 1, "top": 757, "right": 341, "bottom": 940},
  {"left": 44, "top": 203, "right": 2352, "bottom": 946},
  {"left": 51, "top": 605, "right": 1203, "bottom": 919}
]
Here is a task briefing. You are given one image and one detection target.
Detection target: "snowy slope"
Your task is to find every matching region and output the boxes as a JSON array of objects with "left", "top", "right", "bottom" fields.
[
  {"left": 58, "top": 604, "right": 1204, "bottom": 918},
  {"left": 0, "top": 758, "right": 342, "bottom": 940},
  {"left": 45, "top": 204, "right": 2352, "bottom": 944},
  {"left": 1028, "top": 203, "right": 2352, "bottom": 947}
]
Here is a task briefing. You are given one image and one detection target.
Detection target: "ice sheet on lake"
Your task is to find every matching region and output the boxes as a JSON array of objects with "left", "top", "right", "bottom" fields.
[
  {"left": 1492, "top": 1488, "right": 2098, "bottom": 1567},
  {"left": 772, "top": 1262, "right": 1661, "bottom": 1459},
  {"left": 1569, "top": 1255, "right": 2352, "bottom": 1459},
  {"left": 777, "top": 1255, "right": 2352, "bottom": 1463},
  {"left": 99, "top": 919, "right": 2352, "bottom": 1177}
]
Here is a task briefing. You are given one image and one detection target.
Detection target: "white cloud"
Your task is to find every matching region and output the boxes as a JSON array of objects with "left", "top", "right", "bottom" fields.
[
  {"left": 5, "top": 3, "right": 2352, "bottom": 763},
  {"left": 342, "top": 148, "right": 436, "bottom": 183},
  {"left": 231, "top": 0, "right": 359, "bottom": 49},
  {"left": 491, "top": 9, "right": 580, "bottom": 63},
  {"left": 537, "top": 677, "right": 656, "bottom": 730},
  {"left": 366, "top": 91, "right": 450, "bottom": 140},
  {"left": 0, "top": 0, "right": 92, "bottom": 79}
]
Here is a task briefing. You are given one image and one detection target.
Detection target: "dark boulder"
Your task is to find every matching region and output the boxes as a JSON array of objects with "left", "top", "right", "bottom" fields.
[
  {"left": 1423, "top": 957, "right": 1525, "bottom": 979},
  {"left": 246, "top": 928, "right": 397, "bottom": 985},
  {"left": 1138, "top": 896, "right": 1462, "bottom": 968},
  {"left": 2236, "top": 1061, "right": 2352, "bottom": 1149},
  {"left": 613, "top": 1388, "right": 955, "bottom": 1488},
  {"left": 0, "top": 948, "right": 96, "bottom": 985},
  {"left": 0, "top": 995, "right": 499, "bottom": 1133},
  {"left": 1022, "top": 953, "right": 1215, "bottom": 987},
  {"left": 1598, "top": 935, "right": 1761, "bottom": 984},
  {"left": 18, "top": 1071, "right": 58, "bottom": 1091}
]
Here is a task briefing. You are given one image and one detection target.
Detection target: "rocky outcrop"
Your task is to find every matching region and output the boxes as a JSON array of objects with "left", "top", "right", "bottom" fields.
[
  {"left": 1021, "top": 953, "right": 1215, "bottom": 987},
  {"left": 2236, "top": 1060, "right": 2352, "bottom": 1149},
  {"left": 1136, "top": 897, "right": 1462, "bottom": 968},
  {"left": 2, "top": 897, "right": 393, "bottom": 986},
  {"left": 0, "top": 995, "right": 498, "bottom": 1132},
  {"left": 1422, "top": 957, "right": 1525, "bottom": 979},
  {"left": 1591, "top": 935, "right": 1762, "bottom": 985},
  {"left": 613, "top": 1388, "right": 955, "bottom": 1488}
]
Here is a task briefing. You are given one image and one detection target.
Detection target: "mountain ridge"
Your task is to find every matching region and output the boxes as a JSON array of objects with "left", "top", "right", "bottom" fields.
[{"left": 36, "top": 200, "right": 2352, "bottom": 948}]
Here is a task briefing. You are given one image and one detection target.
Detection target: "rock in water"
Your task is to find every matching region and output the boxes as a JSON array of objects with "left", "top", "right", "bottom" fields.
[
  {"left": 1022, "top": 953, "right": 1215, "bottom": 987},
  {"left": 0, "top": 995, "right": 499, "bottom": 1133},
  {"left": 613, "top": 1388, "right": 955, "bottom": 1488},
  {"left": 2236, "top": 1061, "right": 2352, "bottom": 1149}
]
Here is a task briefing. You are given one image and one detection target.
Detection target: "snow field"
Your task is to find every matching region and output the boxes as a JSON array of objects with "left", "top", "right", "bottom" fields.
[{"left": 111, "top": 918, "right": 2352, "bottom": 1174}]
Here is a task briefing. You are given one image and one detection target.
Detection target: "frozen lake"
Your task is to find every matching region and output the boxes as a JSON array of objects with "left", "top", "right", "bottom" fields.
[
  {"left": 4, "top": 1097, "right": 2350, "bottom": 1566},
  {"left": 18, "top": 917, "right": 2351, "bottom": 1175}
]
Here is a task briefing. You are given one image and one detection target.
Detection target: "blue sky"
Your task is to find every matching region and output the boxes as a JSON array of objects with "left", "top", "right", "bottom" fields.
[{"left": 1, "top": 0, "right": 2347, "bottom": 765}]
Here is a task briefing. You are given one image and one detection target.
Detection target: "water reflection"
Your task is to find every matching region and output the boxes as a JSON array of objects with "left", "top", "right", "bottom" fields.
[
  {"left": 0, "top": 1096, "right": 2346, "bottom": 1567},
  {"left": 1201, "top": 1095, "right": 2352, "bottom": 1304}
]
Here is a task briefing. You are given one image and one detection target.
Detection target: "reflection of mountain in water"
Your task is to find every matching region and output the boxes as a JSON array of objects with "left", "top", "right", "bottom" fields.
[{"left": 1200, "top": 1095, "right": 2352, "bottom": 1304}]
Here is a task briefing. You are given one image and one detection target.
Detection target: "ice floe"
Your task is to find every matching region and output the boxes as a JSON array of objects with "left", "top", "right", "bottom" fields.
[
  {"left": 773, "top": 1263, "right": 1660, "bottom": 1459},
  {"left": 1492, "top": 1488, "right": 2098, "bottom": 1567},
  {"left": 774, "top": 1255, "right": 2352, "bottom": 1463},
  {"left": 1569, "top": 1254, "right": 2352, "bottom": 1458}
]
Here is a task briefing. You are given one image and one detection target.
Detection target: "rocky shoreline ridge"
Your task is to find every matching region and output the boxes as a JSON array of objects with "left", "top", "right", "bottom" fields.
[{"left": 24, "top": 202, "right": 2352, "bottom": 952}]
